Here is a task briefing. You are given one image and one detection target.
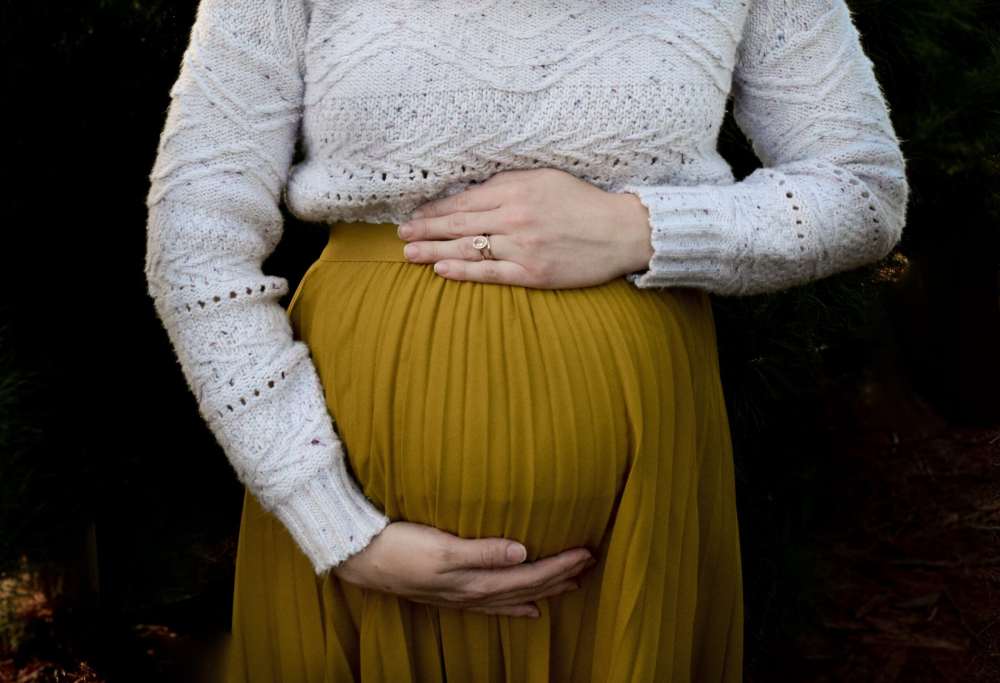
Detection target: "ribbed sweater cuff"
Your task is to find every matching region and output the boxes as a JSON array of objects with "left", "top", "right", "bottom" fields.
[
  {"left": 270, "top": 454, "right": 391, "bottom": 577},
  {"left": 616, "top": 183, "right": 742, "bottom": 293}
]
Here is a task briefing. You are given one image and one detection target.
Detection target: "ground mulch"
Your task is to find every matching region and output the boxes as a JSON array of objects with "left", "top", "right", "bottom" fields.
[{"left": 751, "top": 404, "right": 1000, "bottom": 682}]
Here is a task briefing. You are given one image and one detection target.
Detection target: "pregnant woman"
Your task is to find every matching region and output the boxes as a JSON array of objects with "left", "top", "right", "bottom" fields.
[{"left": 143, "top": 1, "right": 909, "bottom": 681}]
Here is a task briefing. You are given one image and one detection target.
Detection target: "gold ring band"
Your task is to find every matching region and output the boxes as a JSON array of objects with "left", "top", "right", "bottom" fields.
[{"left": 471, "top": 234, "right": 493, "bottom": 260}]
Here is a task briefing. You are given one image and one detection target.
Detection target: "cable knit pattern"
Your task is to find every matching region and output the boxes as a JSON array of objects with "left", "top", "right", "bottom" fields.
[{"left": 144, "top": 0, "right": 909, "bottom": 574}]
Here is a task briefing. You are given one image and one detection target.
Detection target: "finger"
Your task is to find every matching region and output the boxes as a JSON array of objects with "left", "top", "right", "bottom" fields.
[
  {"left": 413, "top": 596, "right": 540, "bottom": 619},
  {"left": 465, "top": 604, "right": 540, "bottom": 619},
  {"left": 472, "top": 555, "right": 593, "bottom": 605},
  {"left": 411, "top": 183, "right": 504, "bottom": 220},
  {"left": 450, "top": 547, "right": 593, "bottom": 600},
  {"left": 433, "top": 258, "right": 532, "bottom": 286},
  {"left": 403, "top": 234, "right": 510, "bottom": 265},
  {"left": 398, "top": 207, "right": 505, "bottom": 242},
  {"left": 441, "top": 537, "right": 530, "bottom": 570},
  {"left": 478, "top": 559, "right": 595, "bottom": 606},
  {"left": 482, "top": 579, "right": 582, "bottom": 608}
]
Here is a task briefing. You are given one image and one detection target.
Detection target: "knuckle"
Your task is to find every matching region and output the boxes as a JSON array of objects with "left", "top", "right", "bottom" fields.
[
  {"left": 446, "top": 212, "right": 466, "bottom": 237},
  {"left": 440, "top": 261, "right": 462, "bottom": 279},
  {"left": 514, "top": 231, "right": 542, "bottom": 250},
  {"left": 476, "top": 577, "right": 504, "bottom": 600},
  {"left": 429, "top": 243, "right": 446, "bottom": 262},
  {"left": 482, "top": 262, "right": 501, "bottom": 282},
  {"left": 434, "top": 579, "right": 464, "bottom": 601},
  {"left": 479, "top": 577, "right": 502, "bottom": 597},
  {"left": 453, "top": 192, "right": 472, "bottom": 212},
  {"left": 462, "top": 583, "right": 490, "bottom": 602},
  {"left": 480, "top": 545, "right": 498, "bottom": 567},
  {"left": 527, "top": 260, "right": 554, "bottom": 288},
  {"left": 435, "top": 542, "right": 456, "bottom": 568},
  {"left": 506, "top": 205, "right": 533, "bottom": 228},
  {"left": 530, "top": 273, "right": 551, "bottom": 290},
  {"left": 440, "top": 588, "right": 465, "bottom": 604}
]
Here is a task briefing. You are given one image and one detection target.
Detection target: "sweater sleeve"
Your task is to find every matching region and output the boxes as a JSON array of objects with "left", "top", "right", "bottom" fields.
[
  {"left": 144, "top": 0, "right": 389, "bottom": 575},
  {"left": 617, "top": 0, "right": 910, "bottom": 296}
]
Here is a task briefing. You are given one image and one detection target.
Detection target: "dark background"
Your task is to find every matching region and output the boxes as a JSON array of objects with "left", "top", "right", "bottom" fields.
[{"left": 1, "top": 1, "right": 998, "bottom": 681}]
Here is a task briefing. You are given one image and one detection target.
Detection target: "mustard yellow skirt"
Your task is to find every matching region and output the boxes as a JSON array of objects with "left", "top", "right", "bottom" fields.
[{"left": 223, "top": 220, "right": 743, "bottom": 682}]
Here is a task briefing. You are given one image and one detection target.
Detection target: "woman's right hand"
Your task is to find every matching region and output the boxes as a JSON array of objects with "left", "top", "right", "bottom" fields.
[{"left": 331, "top": 521, "right": 596, "bottom": 618}]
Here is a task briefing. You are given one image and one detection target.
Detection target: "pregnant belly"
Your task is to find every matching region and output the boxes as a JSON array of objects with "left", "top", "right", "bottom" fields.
[{"left": 291, "top": 256, "right": 708, "bottom": 559}]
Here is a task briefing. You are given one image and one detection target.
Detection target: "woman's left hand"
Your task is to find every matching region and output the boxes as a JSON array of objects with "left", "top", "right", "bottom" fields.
[{"left": 396, "top": 168, "right": 654, "bottom": 289}]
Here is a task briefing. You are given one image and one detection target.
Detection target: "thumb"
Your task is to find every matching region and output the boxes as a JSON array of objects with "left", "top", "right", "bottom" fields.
[{"left": 450, "top": 537, "right": 527, "bottom": 569}]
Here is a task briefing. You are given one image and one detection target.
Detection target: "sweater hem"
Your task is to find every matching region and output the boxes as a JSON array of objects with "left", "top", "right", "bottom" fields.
[
  {"left": 270, "top": 455, "right": 391, "bottom": 576},
  {"left": 615, "top": 183, "right": 744, "bottom": 294}
]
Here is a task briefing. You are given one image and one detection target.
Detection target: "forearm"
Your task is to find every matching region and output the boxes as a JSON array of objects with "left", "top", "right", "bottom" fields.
[
  {"left": 145, "top": 0, "right": 390, "bottom": 575},
  {"left": 145, "top": 199, "right": 391, "bottom": 573}
]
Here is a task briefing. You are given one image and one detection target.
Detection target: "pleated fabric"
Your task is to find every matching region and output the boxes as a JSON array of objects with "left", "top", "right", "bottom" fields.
[{"left": 223, "top": 220, "right": 743, "bottom": 682}]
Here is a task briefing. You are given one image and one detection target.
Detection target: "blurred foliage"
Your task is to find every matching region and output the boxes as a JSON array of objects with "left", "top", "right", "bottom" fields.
[
  {"left": 709, "top": 0, "right": 1000, "bottom": 659},
  {"left": 1, "top": 0, "right": 236, "bottom": 619},
  {"left": 0, "top": 320, "right": 42, "bottom": 574}
]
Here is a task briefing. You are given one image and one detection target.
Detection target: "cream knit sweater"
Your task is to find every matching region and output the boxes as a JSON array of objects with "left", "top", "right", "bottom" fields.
[{"left": 144, "top": 0, "right": 910, "bottom": 575}]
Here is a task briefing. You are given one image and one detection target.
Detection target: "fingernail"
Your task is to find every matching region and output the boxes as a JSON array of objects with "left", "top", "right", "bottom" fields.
[
  {"left": 411, "top": 208, "right": 425, "bottom": 219},
  {"left": 403, "top": 244, "right": 417, "bottom": 259},
  {"left": 397, "top": 223, "right": 412, "bottom": 239},
  {"left": 434, "top": 262, "right": 449, "bottom": 275},
  {"left": 507, "top": 544, "right": 527, "bottom": 563}
]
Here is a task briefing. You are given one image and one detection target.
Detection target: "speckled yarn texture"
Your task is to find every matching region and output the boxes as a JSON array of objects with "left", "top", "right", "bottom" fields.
[{"left": 144, "top": 0, "right": 910, "bottom": 575}]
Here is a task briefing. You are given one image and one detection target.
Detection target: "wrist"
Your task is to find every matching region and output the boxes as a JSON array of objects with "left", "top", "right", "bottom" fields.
[{"left": 612, "top": 190, "right": 654, "bottom": 275}]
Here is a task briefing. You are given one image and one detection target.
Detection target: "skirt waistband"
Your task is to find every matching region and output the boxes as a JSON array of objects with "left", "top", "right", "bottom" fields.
[{"left": 319, "top": 221, "right": 408, "bottom": 263}]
